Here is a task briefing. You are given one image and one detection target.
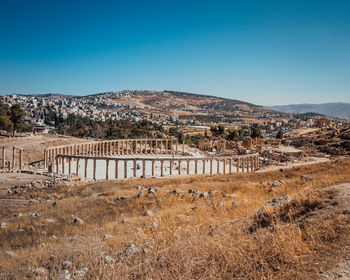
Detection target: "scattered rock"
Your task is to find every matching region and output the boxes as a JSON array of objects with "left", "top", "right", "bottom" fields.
[
  {"left": 170, "top": 189, "right": 182, "bottom": 194},
  {"left": 73, "top": 268, "right": 88, "bottom": 278},
  {"left": 256, "top": 195, "right": 292, "bottom": 217},
  {"left": 45, "top": 218, "right": 56, "bottom": 223},
  {"left": 31, "top": 213, "right": 40, "bottom": 217},
  {"left": 73, "top": 218, "right": 84, "bottom": 224},
  {"left": 62, "top": 261, "right": 73, "bottom": 270},
  {"left": 144, "top": 210, "right": 153, "bottom": 216},
  {"left": 199, "top": 192, "right": 208, "bottom": 198},
  {"left": 147, "top": 188, "right": 157, "bottom": 196},
  {"left": 0, "top": 222, "right": 8, "bottom": 229},
  {"left": 121, "top": 218, "right": 129, "bottom": 223},
  {"left": 301, "top": 175, "right": 313, "bottom": 181},
  {"left": 116, "top": 244, "right": 138, "bottom": 258},
  {"left": 272, "top": 181, "right": 283, "bottom": 187},
  {"left": 103, "top": 234, "right": 113, "bottom": 240},
  {"left": 31, "top": 267, "right": 48, "bottom": 277},
  {"left": 223, "top": 193, "right": 237, "bottom": 199},
  {"left": 60, "top": 269, "right": 71, "bottom": 280},
  {"left": 103, "top": 255, "right": 116, "bottom": 264},
  {"left": 14, "top": 213, "right": 22, "bottom": 217},
  {"left": 208, "top": 189, "right": 218, "bottom": 196},
  {"left": 137, "top": 190, "right": 144, "bottom": 198},
  {"left": 5, "top": 251, "right": 15, "bottom": 257}
]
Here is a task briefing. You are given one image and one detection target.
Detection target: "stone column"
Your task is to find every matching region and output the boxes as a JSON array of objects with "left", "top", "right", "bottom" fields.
[
  {"left": 133, "top": 159, "right": 137, "bottom": 177},
  {"left": 84, "top": 158, "right": 88, "bottom": 178},
  {"left": 68, "top": 157, "right": 72, "bottom": 174},
  {"left": 142, "top": 159, "right": 146, "bottom": 177},
  {"left": 236, "top": 158, "right": 239, "bottom": 172},
  {"left": 152, "top": 159, "right": 155, "bottom": 176},
  {"left": 217, "top": 159, "right": 220, "bottom": 174},
  {"left": 178, "top": 160, "right": 181, "bottom": 175},
  {"left": 12, "top": 146, "right": 15, "bottom": 169},
  {"left": 44, "top": 149, "right": 47, "bottom": 168},
  {"left": 210, "top": 159, "right": 213, "bottom": 174},
  {"left": 56, "top": 156, "right": 59, "bottom": 174},
  {"left": 229, "top": 158, "right": 232, "bottom": 173},
  {"left": 62, "top": 156, "right": 65, "bottom": 174},
  {"left": 203, "top": 159, "right": 206, "bottom": 174},
  {"left": 2, "top": 147, "right": 5, "bottom": 168},
  {"left": 195, "top": 159, "right": 198, "bottom": 174},
  {"left": 144, "top": 140, "right": 147, "bottom": 154},
  {"left": 115, "top": 159, "right": 119, "bottom": 179},
  {"left": 76, "top": 158, "right": 80, "bottom": 176},
  {"left": 187, "top": 160, "right": 190, "bottom": 175},
  {"left": 223, "top": 160, "right": 226, "bottom": 174},
  {"left": 124, "top": 160, "right": 128, "bottom": 178},
  {"left": 160, "top": 160, "right": 164, "bottom": 177},
  {"left": 19, "top": 149, "right": 23, "bottom": 170},
  {"left": 170, "top": 159, "right": 173, "bottom": 175},
  {"left": 106, "top": 159, "right": 109, "bottom": 180},
  {"left": 93, "top": 158, "right": 96, "bottom": 180},
  {"left": 242, "top": 158, "right": 245, "bottom": 173}
]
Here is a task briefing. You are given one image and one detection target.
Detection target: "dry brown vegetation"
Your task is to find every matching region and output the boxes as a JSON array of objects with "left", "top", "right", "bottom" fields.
[
  {"left": 1, "top": 159, "right": 350, "bottom": 279},
  {"left": 0, "top": 134, "right": 88, "bottom": 164}
]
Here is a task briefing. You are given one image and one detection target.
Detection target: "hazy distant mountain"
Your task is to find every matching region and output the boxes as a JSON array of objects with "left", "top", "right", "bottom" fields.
[{"left": 267, "top": 102, "right": 350, "bottom": 120}]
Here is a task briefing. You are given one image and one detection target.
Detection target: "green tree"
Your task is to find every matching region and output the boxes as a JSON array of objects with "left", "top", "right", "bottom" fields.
[
  {"left": 210, "top": 125, "right": 225, "bottom": 137},
  {"left": 250, "top": 123, "right": 262, "bottom": 139},
  {"left": 0, "top": 115, "right": 13, "bottom": 132},
  {"left": 9, "top": 104, "right": 25, "bottom": 136},
  {"left": 276, "top": 129, "right": 284, "bottom": 139},
  {"left": 226, "top": 129, "right": 239, "bottom": 141}
]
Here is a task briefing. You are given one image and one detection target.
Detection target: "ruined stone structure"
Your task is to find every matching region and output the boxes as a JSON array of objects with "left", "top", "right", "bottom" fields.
[
  {"left": 44, "top": 138, "right": 179, "bottom": 168},
  {"left": 45, "top": 138, "right": 259, "bottom": 180},
  {"left": 0, "top": 147, "right": 23, "bottom": 171},
  {"left": 54, "top": 153, "right": 259, "bottom": 180}
]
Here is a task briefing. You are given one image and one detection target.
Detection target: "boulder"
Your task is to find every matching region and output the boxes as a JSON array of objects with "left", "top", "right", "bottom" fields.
[
  {"left": 103, "top": 255, "right": 116, "bottom": 264},
  {"left": 144, "top": 210, "right": 153, "bottom": 216},
  {"left": 73, "top": 218, "right": 84, "bottom": 224},
  {"left": 62, "top": 260, "right": 73, "bottom": 270}
]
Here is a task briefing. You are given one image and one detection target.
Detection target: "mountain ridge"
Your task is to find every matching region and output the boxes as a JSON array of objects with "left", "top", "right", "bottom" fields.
[{"left": 267, "top": 102, "right": 350, "bottom": 120}]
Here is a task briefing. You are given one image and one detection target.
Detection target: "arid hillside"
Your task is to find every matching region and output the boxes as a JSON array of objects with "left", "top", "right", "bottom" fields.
[{"left": 1, "top": 159, "right": 350, "bottom": 279}]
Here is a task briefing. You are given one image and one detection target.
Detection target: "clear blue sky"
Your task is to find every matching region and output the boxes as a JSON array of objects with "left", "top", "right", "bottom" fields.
[{"left": 1, "top": 0, "right": 349, "bottom": 105}]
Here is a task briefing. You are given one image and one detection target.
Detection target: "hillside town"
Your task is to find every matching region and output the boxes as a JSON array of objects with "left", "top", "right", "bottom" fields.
[{"left": 1, "top": 92, "right": 347, "bottom": 137}]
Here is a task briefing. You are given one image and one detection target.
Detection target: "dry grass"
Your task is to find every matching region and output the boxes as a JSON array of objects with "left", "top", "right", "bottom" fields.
[{"left": 1, "top": 158, "right": 350, "bottom": 279}]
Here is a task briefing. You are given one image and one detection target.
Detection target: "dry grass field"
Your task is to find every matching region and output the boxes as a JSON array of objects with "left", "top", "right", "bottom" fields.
[
  {"left": 0, "top": 134, "right": 88, "bottom": 165},
  {"left": 1, "top": 158, "right": 350, "bottom": 279}
]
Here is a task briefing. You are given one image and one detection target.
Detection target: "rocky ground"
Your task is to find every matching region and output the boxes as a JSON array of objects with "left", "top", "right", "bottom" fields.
[{"left": 0, "top": 159, "right": 350, "bottom": 279}]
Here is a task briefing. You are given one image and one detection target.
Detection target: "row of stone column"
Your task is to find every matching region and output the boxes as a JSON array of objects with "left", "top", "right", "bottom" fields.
[
  {"left": 1, "top": 147, "right": 23, "bottom": 170},
  {"left": 54, "top": 154, "right": 259, "bottom": 180},
  {"left": 45, "top": 138, "right": 180, "bottom": 168}
]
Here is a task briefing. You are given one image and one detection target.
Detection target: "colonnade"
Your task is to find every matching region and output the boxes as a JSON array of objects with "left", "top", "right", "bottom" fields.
[
  {"left": 44, "top": 138, "right": 179, "bottom": 168},
  {"left": 1, "top": 147, "right": 23, "bottom": 170},
  {"left": 54, "top": 153, "right": 259, "bottom": 180}
]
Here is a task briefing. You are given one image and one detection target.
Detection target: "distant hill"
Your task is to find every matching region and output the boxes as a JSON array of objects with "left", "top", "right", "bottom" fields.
[{"left": 267, "top": 102, "right": 350, "bottom": 120}]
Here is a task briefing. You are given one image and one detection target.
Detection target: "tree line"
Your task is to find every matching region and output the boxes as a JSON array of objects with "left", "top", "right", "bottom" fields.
[
  {"left": 0, "top": 101, "right": 31, "bottom": 136},
  {"left": 45, "top": 112, "right": 165, "bottom": 140}
]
